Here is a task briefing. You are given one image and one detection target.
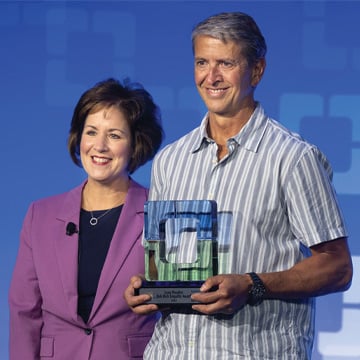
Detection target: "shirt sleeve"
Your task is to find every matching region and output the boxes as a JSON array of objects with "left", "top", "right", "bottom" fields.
[
  {"left": 148, "top": 151, "right": 165, "bottom": 201},
  {"left": 285, "top": 146, "right": 348, "bottom": 247}
]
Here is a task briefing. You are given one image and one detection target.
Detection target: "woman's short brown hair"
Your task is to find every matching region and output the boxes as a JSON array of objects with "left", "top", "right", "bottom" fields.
[{"left": 67, "top": 78, "right": 163, "bottom": 174}]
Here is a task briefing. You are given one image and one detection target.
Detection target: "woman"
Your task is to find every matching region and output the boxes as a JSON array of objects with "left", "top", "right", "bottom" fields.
[{"left": 9, "top": 78, "right": 163, "bottom": 359}]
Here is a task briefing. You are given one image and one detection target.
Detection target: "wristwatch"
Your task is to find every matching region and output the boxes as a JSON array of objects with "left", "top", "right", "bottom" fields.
[{"left": 246, "top": 272, "right": 266, "bottom": 306}]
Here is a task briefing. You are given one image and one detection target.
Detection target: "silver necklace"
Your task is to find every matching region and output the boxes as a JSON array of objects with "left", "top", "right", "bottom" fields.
[{"left": 89, "top": 208, "right": 114, "bottom": 226}]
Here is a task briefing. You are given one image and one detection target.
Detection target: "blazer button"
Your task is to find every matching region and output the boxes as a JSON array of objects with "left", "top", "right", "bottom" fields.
[{"left": 84, "top": 328, "right": 92, "bottom": 335}]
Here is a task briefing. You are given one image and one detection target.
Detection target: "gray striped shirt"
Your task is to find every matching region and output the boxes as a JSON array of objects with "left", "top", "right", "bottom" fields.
[{"left": 145, "top": 103, "right": 347, "bottom": 359}]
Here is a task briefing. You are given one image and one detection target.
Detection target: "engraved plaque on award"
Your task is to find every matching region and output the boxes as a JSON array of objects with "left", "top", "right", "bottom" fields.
[{"left": 137, "top": 200, "right": 218, "bottom": 306}]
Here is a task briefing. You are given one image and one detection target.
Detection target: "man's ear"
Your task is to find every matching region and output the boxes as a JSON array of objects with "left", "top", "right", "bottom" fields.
[{"left": 251, "top": 58, "right": 266, "bottom": 87}]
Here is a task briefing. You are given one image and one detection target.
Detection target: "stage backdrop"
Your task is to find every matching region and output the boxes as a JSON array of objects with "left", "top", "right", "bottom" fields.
[{"left": 1, "top": 1, "right": 359, "bottom": 359}]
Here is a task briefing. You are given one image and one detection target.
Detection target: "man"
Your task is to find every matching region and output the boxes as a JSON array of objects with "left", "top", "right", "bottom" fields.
[{"left": 124, "top": 12, "right": 352, "bottom": 359}]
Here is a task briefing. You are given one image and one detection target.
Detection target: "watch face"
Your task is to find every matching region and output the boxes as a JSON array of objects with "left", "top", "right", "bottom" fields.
[
  {"left": 247, "top": 272, "right": 266, "bottom": 306},
  {"left": 249, "top": 285, "right": 266, "bottom": 305}
]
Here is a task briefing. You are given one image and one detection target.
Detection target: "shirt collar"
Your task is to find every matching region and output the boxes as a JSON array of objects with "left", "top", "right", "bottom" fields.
[
  {"left": 190, "top": 113, "right": 212, "bottom": 153},
  {"left": 190, "top": 103, "right": 268, "bottom": 154},
  {"left": 233, "top": 103, "right": 268, "bottom": 153}
]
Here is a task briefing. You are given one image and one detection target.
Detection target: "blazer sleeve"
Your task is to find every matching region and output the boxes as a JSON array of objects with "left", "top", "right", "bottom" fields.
[{"left": 8, "top": 202, "right": 43, "bottom": 360}]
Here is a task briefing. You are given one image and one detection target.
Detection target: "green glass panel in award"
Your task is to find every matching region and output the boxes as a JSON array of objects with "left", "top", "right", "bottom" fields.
[{"left": 138, "top": 200, "right": 218, "bottom": 306}]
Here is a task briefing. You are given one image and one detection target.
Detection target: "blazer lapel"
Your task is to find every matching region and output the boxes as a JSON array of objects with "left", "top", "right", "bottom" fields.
[
  {"left": 89, "top": 180, "right": 147, "bottom": 321},
  {"left": 54, "top": 182, "right": 85, "bottom": 322}
]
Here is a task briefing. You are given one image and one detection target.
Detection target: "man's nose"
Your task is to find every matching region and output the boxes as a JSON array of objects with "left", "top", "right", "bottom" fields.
[{"left": 207, "top": 65, "right": 222, "bottom": 83}]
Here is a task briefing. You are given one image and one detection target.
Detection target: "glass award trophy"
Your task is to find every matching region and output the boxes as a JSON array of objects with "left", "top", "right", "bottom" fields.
[{"left": 137, "top": 200, "right": 218, "bottom": 306}]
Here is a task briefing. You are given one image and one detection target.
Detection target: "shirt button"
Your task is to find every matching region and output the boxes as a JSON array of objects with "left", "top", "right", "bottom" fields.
[{"left": 84, "top": 328, "right": 92, "bottom": 335}]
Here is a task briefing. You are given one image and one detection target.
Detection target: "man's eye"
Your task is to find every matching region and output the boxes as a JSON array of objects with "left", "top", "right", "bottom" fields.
[
  {"left": 196, "top": 60, "right": 207, "bottom": 68},
  {"left": 219, "top": 61, "right": 234, "bottom": 68}
]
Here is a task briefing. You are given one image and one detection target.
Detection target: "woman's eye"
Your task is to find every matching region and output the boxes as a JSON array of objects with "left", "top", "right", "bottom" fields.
[
  {"left": 85, "top": 130, "right": 96, "bottom": 136},
  {"left": 109, "top": 133, "right": 121, "bottom": 139}
]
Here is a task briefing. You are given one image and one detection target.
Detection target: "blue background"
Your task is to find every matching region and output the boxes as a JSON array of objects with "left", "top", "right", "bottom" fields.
[{"left": 1, "top": 1, "right": 359, "bottom": 358}]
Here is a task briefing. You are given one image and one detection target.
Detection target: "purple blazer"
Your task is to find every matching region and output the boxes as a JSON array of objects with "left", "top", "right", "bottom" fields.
[{"left": 9, "top": 179, "right": 157, "bottom": 359}]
